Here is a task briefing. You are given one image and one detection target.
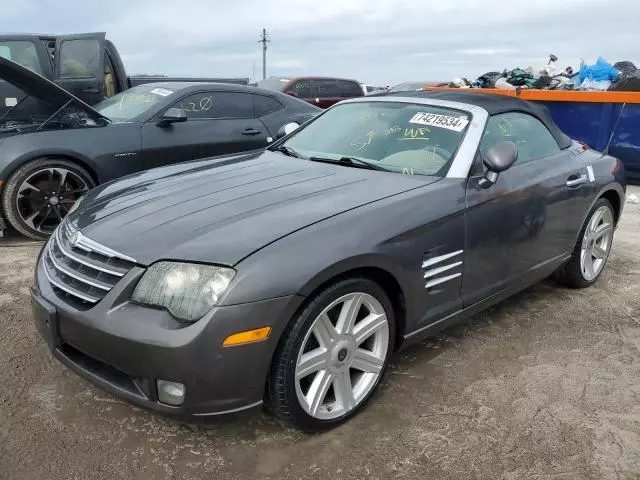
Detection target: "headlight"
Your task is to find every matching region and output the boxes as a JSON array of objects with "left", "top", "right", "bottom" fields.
[
  {"left": 66, "top": 192, "right": 88, "bottom": 216},
  {"left": 131, "top": 262, "right": 235, "bottom": 322}
]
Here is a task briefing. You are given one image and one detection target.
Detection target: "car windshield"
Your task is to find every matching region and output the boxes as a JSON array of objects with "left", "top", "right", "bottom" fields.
[
  {"left": 279, "top": 101, "right": 470, "bottom": 177},
  {"left": 94, "top": 85, "right": 177, "bottom": 121}
]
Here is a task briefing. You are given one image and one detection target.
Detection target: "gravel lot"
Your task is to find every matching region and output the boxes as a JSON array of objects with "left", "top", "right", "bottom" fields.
[{"left": 2, "top": 186, "right": 640, "bottom": 480}]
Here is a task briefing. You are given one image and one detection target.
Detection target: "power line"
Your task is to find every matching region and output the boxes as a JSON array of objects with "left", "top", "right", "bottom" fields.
[{"left": 259, "top": 28, "right": 270, "bottom": 80}]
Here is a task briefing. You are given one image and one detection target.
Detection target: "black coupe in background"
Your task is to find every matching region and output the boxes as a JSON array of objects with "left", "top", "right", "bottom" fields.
[
  {"left": 0, "top": 57, "right": 319, "bottom": 239},
  {"left": 32, "top": 91, "right": 626, "bottom": 431}
]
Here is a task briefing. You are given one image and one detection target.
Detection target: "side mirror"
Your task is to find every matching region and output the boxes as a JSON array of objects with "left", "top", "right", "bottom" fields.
[
  {"left": 157, "top": 107, "right": 187, "bottom": 127},
  {"left": 478, "top": 141, "right": 518, "bottom": 188},
  {"left": 277, "top": 122, "right": 300, "bottom": 139},
  {"left": 284, "top": 90, "right": 298, "bottom": 97}
]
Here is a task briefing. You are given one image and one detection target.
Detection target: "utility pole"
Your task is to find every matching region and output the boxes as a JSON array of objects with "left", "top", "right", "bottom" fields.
[{"left": 259, "top": 28, "right": 269, "bottom": 80}]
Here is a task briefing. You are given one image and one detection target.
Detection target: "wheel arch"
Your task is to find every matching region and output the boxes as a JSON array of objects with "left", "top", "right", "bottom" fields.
[
  {"left": 292, "top": 257, "right": 408, "bottom": 351},
  {"left": 600, "top": 188, "right": 622, "bottom": 224},
  {"left": 2, "top": 150, "right": 101, "bottom": 188},
  {"left": 570, "top": 183, "right": 625, "bottom": 247}
]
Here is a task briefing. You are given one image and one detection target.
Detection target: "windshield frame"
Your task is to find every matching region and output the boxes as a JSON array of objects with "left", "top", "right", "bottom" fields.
[{"left": 269, "top": 97, "right": 487, "bottom": 179}]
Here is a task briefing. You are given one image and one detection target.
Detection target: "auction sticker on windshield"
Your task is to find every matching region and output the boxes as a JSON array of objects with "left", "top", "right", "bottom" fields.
[
  {"left": 409, "top": 112, "right": 469, "bottom": 132},
  {"left": 150, "top": 88, "right": 174, "bottom": 97}
]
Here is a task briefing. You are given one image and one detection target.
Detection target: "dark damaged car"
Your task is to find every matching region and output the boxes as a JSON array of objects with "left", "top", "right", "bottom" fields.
[
  {"left": 0, "top": 57, "right": 320, "bottom": 239},
  {"left": 32, "top": 91, "right": 626, "bottom": 432}
]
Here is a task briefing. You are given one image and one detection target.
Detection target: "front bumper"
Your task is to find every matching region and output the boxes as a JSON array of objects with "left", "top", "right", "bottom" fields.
[{"left": 32, "top": 255, "right": 303, "bottom": 421}]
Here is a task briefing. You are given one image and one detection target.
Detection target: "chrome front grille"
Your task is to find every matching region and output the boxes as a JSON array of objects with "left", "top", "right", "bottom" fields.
[{"left": 42, "top": 221, "right": 136, "bottom": 307}]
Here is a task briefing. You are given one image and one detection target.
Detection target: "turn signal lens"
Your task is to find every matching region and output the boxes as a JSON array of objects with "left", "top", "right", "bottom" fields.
[{"left": 223, "top": 327, "right": 272, "bottom": 347}]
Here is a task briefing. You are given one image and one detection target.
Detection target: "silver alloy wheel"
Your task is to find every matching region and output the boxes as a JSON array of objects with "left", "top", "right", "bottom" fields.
[
  {"left": 16, "top": 168, "right": 89, "bottom": 234},
  {"left": 294, "top": 292, "right": 390, "bottom": 420},
  {"left": 580, "top": 205, "right": 614, "bottom": 281}
]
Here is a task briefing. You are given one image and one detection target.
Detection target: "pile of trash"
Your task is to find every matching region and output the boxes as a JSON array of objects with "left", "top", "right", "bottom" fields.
[{"left": 448, "top": 55, "right": 640, "bottom": 92}]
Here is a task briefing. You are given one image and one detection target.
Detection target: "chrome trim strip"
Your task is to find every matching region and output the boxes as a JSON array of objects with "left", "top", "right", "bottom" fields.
[
  {"left": 75, "top": 232, "right": 137, "bottom": 263},
  {"left": 335, "top": 96, "right": 489, "bottom": 179},
  {"left": 423, "top": 261, "right": 463, "bottom": 279},
  {"left": 446, "top": 105, "right": 488, "bottom": 178},
  {"left": 55, "top": 228, "right": 126, "bottom": 278},
  {"left": 43, "top": 258, "right": 100, "bottom": 303},
  {"left": 425, "top": 272, "right": 462, "bottom": 289},
  {"left": 422, "top": 250, "right": 463, "bottom": 269},
  {"left": 47, "top": 246, "right": 112, "bottom": 291},
  {"left": 192, "top": 400, "right": 264, "bottom": 417}
]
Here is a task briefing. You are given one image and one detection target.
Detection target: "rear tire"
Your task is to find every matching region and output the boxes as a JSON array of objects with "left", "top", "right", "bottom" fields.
[
  {"left": 554, "top": 198, "right": 615, "bottom": 288},
  {"left": 1, "top": 158, "right": 94, "bottom": 240},
  {"left": 267, "top": 277, "right": 395, "bottom": 432}
]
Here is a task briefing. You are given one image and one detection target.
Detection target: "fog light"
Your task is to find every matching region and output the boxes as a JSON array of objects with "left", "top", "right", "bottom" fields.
[{"left": 157, "top": 380, "right": 185, "bottom": 406}]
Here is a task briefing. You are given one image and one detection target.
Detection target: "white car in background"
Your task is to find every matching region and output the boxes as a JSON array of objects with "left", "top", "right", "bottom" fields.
[{"left": 361, "top": 83, "right": 384, "bottom": 95}]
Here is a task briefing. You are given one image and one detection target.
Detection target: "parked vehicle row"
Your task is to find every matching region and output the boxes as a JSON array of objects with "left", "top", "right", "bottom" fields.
[
  {"left": 0, "top": 32, "right": 249, "bottom": 121},
  {"left": 30, "top": 88, "right": 626, "bottom": 431},
  {"left": 0, "top": 58, "right": 320, "bottom": 238}
]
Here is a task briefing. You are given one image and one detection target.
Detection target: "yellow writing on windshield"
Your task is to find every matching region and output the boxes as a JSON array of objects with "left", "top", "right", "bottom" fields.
[
  {"left": 359, "top": 111, "right": 386, "bottom": 121},
  {"left": 118, "top": 93, "right": 158, "bottom": 110},
  {"left": 399, "top": 127, "right": 430, "bottom": 140},
  {"left": 350, "top": 130, "right": 376, "bottom": 151}
]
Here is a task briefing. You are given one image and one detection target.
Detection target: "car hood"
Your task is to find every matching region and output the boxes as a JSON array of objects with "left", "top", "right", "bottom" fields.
[
  {"left": 0, "top": 56, "right": 108, "bottom": 121},
  {"left": 71, "top": 150, "right": 440, "bottom": 266}
]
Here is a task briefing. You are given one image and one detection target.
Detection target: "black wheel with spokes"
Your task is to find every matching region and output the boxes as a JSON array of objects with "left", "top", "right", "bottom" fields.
[{"left": 1, "top": 158, "right": 94, "bottom": 240}]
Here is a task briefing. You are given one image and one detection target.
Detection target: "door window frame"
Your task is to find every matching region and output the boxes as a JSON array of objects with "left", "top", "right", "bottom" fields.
[{"left": 57, "top": 38, "right": 101, "bottom": 79}]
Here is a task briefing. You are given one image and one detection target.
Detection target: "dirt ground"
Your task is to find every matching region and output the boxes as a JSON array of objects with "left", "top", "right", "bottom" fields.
[{"left": 2, "top": 187, "right": 640, "bottom": 480}]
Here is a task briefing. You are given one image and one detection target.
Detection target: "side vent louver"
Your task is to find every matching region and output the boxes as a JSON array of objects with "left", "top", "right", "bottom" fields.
[{"left": 422, "top": 250, "right": 463, "bottom": 290}]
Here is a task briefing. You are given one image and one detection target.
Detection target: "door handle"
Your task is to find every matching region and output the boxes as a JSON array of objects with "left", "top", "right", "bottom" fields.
[
  {"left": 82, "top": 87, "right": 100, "bottom": 94},
  {"left": 566, "top": 174, "right": 587, "bottom": 187},
  {"left": 241, "top": 128, "right": 261, "bottom": 136}
]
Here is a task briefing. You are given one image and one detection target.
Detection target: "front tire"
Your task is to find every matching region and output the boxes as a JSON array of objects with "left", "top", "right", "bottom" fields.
[
  {"left": 555, "top": 197, "right": 615, "bottom": 288},
  {"left": 267, "top": 277, "right": 395, "bottom": 432},
  {"left": 1, "top": 158, "right": 94, "bottom": 240}
]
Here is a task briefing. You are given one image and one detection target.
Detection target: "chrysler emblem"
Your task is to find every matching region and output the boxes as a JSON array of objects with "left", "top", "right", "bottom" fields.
[
  {"left": 69, "top": 231, "right": 80, "bottom": 247},
  {"left": 65, "top": 223, "right": 82, "bottom": 247}
]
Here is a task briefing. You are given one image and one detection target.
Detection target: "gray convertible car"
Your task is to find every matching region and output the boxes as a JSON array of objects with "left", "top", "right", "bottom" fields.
[{"left": 31, "top": 91, "right": 626, "bottom": 431}]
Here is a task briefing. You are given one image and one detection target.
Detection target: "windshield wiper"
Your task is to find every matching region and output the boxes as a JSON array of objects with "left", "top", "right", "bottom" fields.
[
  {"left": 272, "top": 145, "right": 305, "bottom": 159},
  {"left": 308, "top": 156, "right": 389, "bottom": 171}
]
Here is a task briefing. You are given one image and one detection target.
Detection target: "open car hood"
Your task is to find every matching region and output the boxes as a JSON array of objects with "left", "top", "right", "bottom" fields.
[{"left": 0, "top": 56, "right": 109, "bottom": 122}]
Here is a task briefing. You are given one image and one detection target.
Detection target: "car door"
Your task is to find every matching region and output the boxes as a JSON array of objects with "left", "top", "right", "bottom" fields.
[
  {"left": 52, "top": 33, "right": 106, "bottom": 105},
  {"left": 463, "top": 111, "right": 588, "bottom": 306},
  {"left": 139, "top": 90, "right": 269, "bottom": 170},
  {"left": 251, "top": 93, "right": 286, "bottom": 137}
]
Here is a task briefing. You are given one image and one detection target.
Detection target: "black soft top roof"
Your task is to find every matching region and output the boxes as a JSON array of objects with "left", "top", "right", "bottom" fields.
[{"left": 386, "top": 89, "right": 573, "bottom": 149}]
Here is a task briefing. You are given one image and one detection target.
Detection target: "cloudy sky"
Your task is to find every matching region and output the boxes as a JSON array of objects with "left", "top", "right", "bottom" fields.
[{"left": 2, "top": 0, "right": 638, "bottom": 86}]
